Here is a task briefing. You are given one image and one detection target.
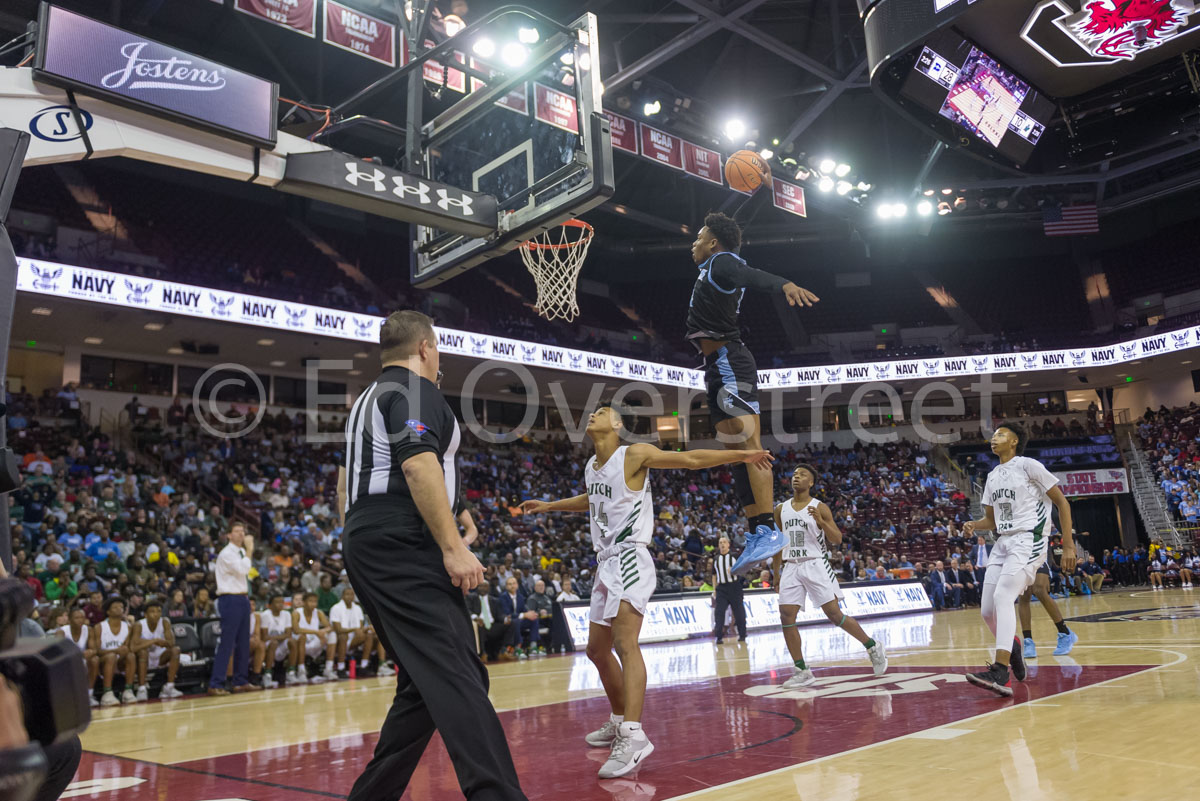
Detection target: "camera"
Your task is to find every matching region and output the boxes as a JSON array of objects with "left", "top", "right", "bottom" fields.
[{"left": 1, "top": 579, "right": 92, "bottom": 801}]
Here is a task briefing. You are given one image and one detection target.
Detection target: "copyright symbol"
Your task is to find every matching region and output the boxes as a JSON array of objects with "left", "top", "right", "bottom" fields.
[{"left": 192, "top": 363, "right": 266, "bottom": 439}]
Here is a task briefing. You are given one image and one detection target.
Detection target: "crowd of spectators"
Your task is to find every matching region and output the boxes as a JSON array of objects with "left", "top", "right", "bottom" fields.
[{"left": 1138, "top": 402, "right": 1200, "bottom": 535}]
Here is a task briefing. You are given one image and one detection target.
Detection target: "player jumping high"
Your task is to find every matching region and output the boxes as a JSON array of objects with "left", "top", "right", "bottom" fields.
[
  {"left": 687, "top": 176, "right": 820, "bottom": 576},
  {"left": 521, "top": 404, "right": 772, "bottom": 779},
  {"left": 961, "top": 422, "right": 1076, "bottom": 697},
  {"left": 769, "top": 464, "right": 888, "bottom": 687}
]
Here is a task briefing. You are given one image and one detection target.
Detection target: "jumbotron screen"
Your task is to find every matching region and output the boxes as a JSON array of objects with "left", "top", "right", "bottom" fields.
[{"left": 900, "top": 30, "right": 1053, "bottom": 166}]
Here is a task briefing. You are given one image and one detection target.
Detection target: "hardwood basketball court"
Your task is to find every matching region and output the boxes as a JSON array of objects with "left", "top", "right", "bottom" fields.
[{"left": 71, "top": 588, "right": 1199, "bottom": 801}]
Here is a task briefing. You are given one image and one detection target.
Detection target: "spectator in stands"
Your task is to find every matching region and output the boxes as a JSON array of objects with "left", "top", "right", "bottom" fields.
[
  {"left": 499, "top": 576, "right": 538, "bottom": 659},
  {"left": 870, "top": 566, "right": 889, "bottom": 582},
  {"left": 44, "top": 566, "right": 78, "bottom": 603},
  {"left": 316, "top": 573, "right": 338, "bottom": 614},
  {"left": 165, "top": 588, "right": 189, "bottom": 619},
  {"left": 192, "top": 587, "right": 215, "bottom": 618},
  {"left": 947, "top": 559, "right": 973, "bottom": 605},
  {"left": 557, "top": 577, "right": 579, "bottom": 602},
  {"left": 1079, "top": 555, "right": 1106, "bottom": 593},
  {"left": 300, "top": 559, "right": 324, "bottom": 594},
  {"left": 927, "top": 561, "right": 959, "bottom": 609}
]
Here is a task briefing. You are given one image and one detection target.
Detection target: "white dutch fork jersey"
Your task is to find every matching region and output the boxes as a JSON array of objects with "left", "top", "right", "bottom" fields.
[
  {"left": 98, "top": 620, "right": 129, "bottom": 651},
  {"left": 139, "top": 617, "right": 164, "bottom": 643},
  {"left": 585, "top": 445, "right": 653, "bottom": 552},
  {"left": 780, "top": 497, "right": 827, "bottom": 563},
  {"left": 982, "top": 455, "right": 1058, "bottom": 539},
  {"left": 261, "top": 609, "right": 291, "bottom": 637}
]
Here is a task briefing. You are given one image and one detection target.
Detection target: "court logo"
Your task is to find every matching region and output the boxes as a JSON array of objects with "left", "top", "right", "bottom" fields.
[
  {"left": 1066, "top": 604, "right": 1200, "bottom": 623},
  {"left": 209, "top": 292, "right": 235, "bottom": 317},
  {"left": 344, "top": 162, "right": 386, "bottom": 191},
  {"left": 746, "top": 671, "right": 968, "bottom": 700},
  {"left": 284, "top": 305, "right": 308, "bottom": 328},
  {"left": 30, "top": 264, "right": 63, "bottom": 291},
  {"left": 29, "top": 105, "right": 94, "bottom": 142},
  {"left": 124, "top": 279, "right": 153, "bottom": 304}
]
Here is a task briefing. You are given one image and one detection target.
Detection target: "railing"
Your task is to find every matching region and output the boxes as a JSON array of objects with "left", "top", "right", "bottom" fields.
[{"left": 1123, "top": 432, "right": 1184, "bottom": 549}]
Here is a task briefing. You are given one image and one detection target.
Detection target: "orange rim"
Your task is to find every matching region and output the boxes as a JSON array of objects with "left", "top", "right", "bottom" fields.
[{"left": 522, "top": 219, "right": 594, "bottom": 250}]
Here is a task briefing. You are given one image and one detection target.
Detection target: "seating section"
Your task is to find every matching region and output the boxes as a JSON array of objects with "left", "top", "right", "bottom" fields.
[{"left": 1103, "top": 219, "right": 1200, "bottom": 304}]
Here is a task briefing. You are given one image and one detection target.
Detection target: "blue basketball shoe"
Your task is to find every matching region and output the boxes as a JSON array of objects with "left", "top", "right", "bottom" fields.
[{"left": 731, "top": 524, "right": 787, "bottom": 577}]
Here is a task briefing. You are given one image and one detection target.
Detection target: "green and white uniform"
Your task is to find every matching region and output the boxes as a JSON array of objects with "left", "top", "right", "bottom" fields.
[
  {"left": 778, "top": 497, "right": 843, "bottom": 610},
  {"left": 981, "top": 455, "right": 1054, "bottom": 585},
  {"left": 585, "top": 445, "right": 655, "bottom": 626}
]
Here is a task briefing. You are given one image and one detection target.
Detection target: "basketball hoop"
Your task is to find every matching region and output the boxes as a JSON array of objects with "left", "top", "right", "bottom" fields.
[{"left": 519, "top": 219, "right": 594, "bottom": 323}]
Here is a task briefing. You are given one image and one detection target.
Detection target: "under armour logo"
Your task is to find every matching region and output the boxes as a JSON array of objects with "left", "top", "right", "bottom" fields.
[
  {"left": 345, "top": 162, "right": 386, "bottom": 191},
  {"left": 393, "top": 176, "right": 430, "bottom": 204},
  {"left": 436, "top": 188, "right": 473, "bottom": 215}
]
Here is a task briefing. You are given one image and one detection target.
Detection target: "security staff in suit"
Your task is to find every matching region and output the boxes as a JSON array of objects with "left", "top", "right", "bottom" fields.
[
  {"left": 468, "top": 581, "right": 512, "bottom": 662},
  {"left": 970, "top": 536, "right": 992, "bottom": 585}
]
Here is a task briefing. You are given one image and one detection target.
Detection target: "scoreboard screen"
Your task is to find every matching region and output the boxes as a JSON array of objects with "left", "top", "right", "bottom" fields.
[{"left": 900, "top": 29, "right": 1052, "bottom": 166}]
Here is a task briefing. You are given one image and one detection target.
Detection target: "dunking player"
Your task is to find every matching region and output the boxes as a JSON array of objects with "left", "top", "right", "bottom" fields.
[
  {"left": 961, "top": 422, "right": 1076, "bottom": 697},
  {"left": 687, "top": 177, "right": 820, "bottom": 575},
  {"left": 521, "top": 404, "right": 772, "bottom": 778},
  {"left": 769, "top": 464, "right": 888, "bottom": 687}
]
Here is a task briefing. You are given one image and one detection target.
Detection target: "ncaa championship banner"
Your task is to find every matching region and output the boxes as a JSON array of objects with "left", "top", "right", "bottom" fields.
[
  {"left": 562, "top": 580, "right": 933, "bottom": 647},
  {"left": 17, "top": 257, "right": 1200, "bottom": 391}
]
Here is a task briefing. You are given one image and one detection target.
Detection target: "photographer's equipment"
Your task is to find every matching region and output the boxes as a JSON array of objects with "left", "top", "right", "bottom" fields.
[{"left": 0, "top": 581, "right": 92, "bottom": 746}]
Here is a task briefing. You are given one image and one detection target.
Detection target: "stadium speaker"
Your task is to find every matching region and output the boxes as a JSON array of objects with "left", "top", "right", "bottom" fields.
[
  {"left": 1192, "top": 369, "right": 1200, "bottom": 393},
  {"left": 1078, "top": 375, "right": 1089, "bottom": 383}
]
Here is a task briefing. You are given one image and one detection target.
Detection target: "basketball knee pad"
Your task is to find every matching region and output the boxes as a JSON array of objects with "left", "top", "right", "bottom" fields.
[{"left": 732, "top": 462, "right": 755, "bottom": 509}]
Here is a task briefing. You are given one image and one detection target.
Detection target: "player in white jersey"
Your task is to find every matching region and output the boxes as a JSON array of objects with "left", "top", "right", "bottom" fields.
[
  {"left": 962, "top": 422, "right": 1076, "bottom": 697},
  {"left": 259, "top": 594, "right": 295, "bottom": 688},
  {"left": 521, "top": 404, "right": 772, "bottom": 780},
  {"left": 292, "top": 592, "right": 336, "bottom": 683},
  {"left": 57, "top": 606, "right": 99, "bottom": 706},
  {"left": 329, "top": 587, "right": 372, "bottom": 678},
  {"left": 769, "top": 465, "right": 888, "bottom": 688},
  {"left": 131, "top": 598, "right": 183, "bottom": 700},
  {"left": 95, "top": 597, "right": 137, "bottom": 706}
]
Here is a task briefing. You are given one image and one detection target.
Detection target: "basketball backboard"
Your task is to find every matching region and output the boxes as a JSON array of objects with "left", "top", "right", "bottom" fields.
[{"left": 409, "top": 10, "right": 612, "bottom": 287}]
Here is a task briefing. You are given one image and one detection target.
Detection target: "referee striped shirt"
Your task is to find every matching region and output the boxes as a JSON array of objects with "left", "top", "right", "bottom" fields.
[
  {"left": 714, "top": 553, "right": 736, "bottom": 585},
  {"left": 343, "top": 364, "right": 460, "bottom": 526}
]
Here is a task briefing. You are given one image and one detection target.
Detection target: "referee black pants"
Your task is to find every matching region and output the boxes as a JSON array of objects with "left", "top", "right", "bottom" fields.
[
  {"left": 713, "top": 583, "right": 747, "bottom": 641},
  {"left": 344, "top": 525, "right": 527, "bottom": 801}
]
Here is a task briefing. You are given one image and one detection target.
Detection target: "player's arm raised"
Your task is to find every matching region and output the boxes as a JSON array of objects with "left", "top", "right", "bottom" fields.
[
  {"left": 1047, "top": 486, "right": 1076, "bottom": 572},
  {"left": 962, "top": 505, "right": 996, "bottom": 536},
  {"left": 520, "top": 494, "right": 588, "bottom": 514},
  {"left": 626, "top": 443, "right": 774, "bottom": 472},
  {"left": 814, "top": 502, "right": 843, "bottom": 546}
]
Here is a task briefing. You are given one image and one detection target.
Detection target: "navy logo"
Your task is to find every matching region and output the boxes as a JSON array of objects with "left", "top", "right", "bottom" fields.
[
  {"left": 470, "top": 336, "right": 488, "bottom": 356},
  {"left": 521, "top": 345, "right": 537, "bottom": 363},
  {"left": 209, "top": 293, "right": 235, "bottom": 317},
  {"left": 873, "top": 364, "right": 891, "bottom": 379},
  {"left": 29, "top": 105, "right": 94, "bottom": 142},
  {"left": 284, "top": 305, "right": 308, "bottom": 328},
  {"left": 1119, "top": 343, "right": 1138, "bottom": 359},
  {"left": 651, "top": 366, "right": 664, "bottom": 382},
  {"left": 824, "top": 367, "right": 841, "bottom": 383},
  {"left": 779, "top": 370, "right": 793, "bottom": 384},
  {"left": 972, "top": 357, "right": 989, "bottom": 373},
  {"left": 30, "top": 264, "right": 62, "bottom": 291},
  {"left": 1021, "top": 354, "right": 1038, "bottom": 370},
  {"left": 1071, "top": 350, "right": 1087, "bottom": 366},
  {"left": 611, "top": 358, "right": 625, "bottom": 377},
  {"left": 568, "top": 351, "right": 583, "bottom": 370},
  {"left": 124, "top": 279, "right": 152, "bottom": 304},
  {"left": 1171, "top": 330, "right": 1191, "bottom": 347},
  {"left": 353, "top": 317, "right": 376, "bottom": 338}
]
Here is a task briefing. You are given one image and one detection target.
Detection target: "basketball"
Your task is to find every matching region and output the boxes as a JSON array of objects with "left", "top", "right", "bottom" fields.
[{"left": 725, "top": 150, "right": 770, "bottom": 193}]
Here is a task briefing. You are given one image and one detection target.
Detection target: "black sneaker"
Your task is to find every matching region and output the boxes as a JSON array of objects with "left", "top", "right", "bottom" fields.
[
  {"left": 1009, "top": 638, "right": 1026, "bottom": 682},
  {"left": 965, "top": 663, "right": 1013, "bottom": 697},
  {"left": 337, "top": 669, "right": 349, "bottom": 680}
]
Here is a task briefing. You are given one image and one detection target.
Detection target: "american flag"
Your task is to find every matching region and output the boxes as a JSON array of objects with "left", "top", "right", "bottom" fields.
[{"left": 1043, "top": 203, "right": 1099, "bottom": 236}]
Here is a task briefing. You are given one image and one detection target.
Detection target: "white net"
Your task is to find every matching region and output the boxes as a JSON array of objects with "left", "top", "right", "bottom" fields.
[{"left": 519, "top": 220, "right": 593, "bottom": 323}]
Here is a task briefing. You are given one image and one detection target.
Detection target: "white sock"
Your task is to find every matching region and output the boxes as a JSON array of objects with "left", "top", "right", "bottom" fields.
[
  {"left": 164, "top": 682, "right": 174, "bottom": 689},
  {"left": 325, "top": 660, "right": 334, "bottom": 672},
  {"left": 618, "top": 721, "right": 643, "bottom": 739},
  {"left": 138, "top": 685, "right": 147, "bottom": 692},
  {"left": 338, "top": 662, "right": 346, "bottom": 670},
  {"left": 610, "top": 713, "right": 624, "bottom": 725}
]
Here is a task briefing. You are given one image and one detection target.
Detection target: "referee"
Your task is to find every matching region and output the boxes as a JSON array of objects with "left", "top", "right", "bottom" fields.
[
  {"left": 338, "top": 310, "right": 527, "bottom": 801},
  {"left": 712, "top": 536, "right": 747, "bottom": 643}
]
